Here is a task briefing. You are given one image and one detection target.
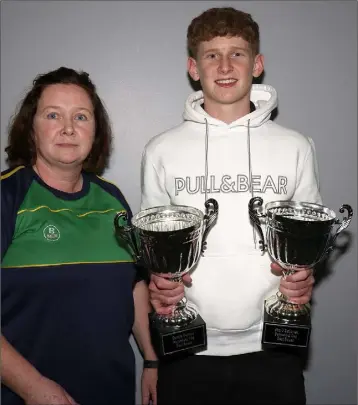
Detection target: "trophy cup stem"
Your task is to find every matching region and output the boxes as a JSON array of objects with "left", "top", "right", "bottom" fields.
[
  {"left": 153, "top": 275, "right": 198, "bottom": 327},
  {"left": 281, "top": 267, "right": 296, "bottom": 279},
  {"left": 176, "top": 295, "right": 187, "bottom": 310},
  {"left": 265, "top": 265, "right": 311, "bottom": 322},
  {"left": 265, "top": 291, "right": 310, "bottom": 323}
]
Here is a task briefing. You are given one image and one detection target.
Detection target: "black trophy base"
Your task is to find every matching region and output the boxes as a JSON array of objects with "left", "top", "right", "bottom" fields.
[
  {"left": 262, "top": 303, "right": 311, "bottom": 348},
  {"left": 149, "top": 312, "right": 207, "bottom": 358}
]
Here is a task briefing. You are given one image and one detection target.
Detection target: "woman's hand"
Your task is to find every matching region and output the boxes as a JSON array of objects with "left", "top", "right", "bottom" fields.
[
  {"left": 141, "top": 368, "right": 157, "bottom": 405},
  {"left": 24, "top": 376, "right": 78, "bottom": 405}
]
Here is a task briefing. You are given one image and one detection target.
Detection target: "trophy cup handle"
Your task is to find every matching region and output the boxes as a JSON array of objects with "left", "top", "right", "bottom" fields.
[
  {"left": 327, "top": 204, "right": 354, "bottom": 254},
  {"left": 114, "top": 211, "right": 141, "bottom": 262},
  {"left": 248, "top": 197, "right": 267, "bottom": 252},
  {"left": 201, "top": 198, "right": 219, "bottom": 254}
]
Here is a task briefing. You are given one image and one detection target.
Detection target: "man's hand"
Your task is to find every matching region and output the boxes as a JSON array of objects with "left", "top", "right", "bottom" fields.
[
  {"left": 23, "top": 376, "right": 78, "bottom": 405},
  {"left": 148, "top": 273, "right": 192, "bottom": 315},
  {"left": 272, "top": 262, "right": 315, "bottom": 304}
]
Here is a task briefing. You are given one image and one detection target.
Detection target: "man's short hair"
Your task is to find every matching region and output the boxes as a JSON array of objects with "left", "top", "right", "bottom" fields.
[{"left": 187, "top": 7, "right": 260, "bottom": 58}]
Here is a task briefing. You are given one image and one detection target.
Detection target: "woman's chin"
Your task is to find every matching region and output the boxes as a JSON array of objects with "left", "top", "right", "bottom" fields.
[{"left": 55, "top": 158, "right": 84, "bottom": 168}]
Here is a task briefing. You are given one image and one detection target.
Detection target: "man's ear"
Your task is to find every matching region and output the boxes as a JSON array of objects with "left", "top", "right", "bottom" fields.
[
  {"left": 187, "top": 57, "right": 200, "bottom": 81},
  {"left": 253, "top": 53, "right": 264, "bottom": 78}
]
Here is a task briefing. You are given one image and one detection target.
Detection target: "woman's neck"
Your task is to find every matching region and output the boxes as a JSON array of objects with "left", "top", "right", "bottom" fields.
[{"left": 33, "top": 159, "right": 83, "bottom": 193}]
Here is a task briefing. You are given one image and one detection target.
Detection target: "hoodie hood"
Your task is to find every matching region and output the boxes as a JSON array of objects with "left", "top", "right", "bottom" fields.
[{"left": 183, "top": 84, "right": 278, "bottom": 128}]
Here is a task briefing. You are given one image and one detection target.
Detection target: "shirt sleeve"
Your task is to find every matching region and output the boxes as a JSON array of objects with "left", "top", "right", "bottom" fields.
[
  {"left": 1, "top": 167, "right": 31, "bottom": 261},
  {"left": 1, "top": 184, "right": 16, "bottom": 260}
]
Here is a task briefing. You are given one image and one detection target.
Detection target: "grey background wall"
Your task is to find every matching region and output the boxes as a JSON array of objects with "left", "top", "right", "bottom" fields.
[{"left": 1, "top": 1, "right": 356, "bottom": 404}]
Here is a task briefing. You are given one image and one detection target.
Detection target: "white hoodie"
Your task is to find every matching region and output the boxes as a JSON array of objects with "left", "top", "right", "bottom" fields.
[{"left": 140, "top": 84, "right": 322, "bottom": 356}]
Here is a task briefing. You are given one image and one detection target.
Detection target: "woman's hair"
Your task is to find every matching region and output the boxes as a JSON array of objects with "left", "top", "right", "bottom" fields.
[{"left": 5, "top": 66, "right": 112, "bottom": 174}]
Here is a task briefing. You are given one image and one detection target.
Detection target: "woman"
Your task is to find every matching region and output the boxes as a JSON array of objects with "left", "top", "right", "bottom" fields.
[{"left": 1, "top": 67, "right": 157, "bottom": 405}]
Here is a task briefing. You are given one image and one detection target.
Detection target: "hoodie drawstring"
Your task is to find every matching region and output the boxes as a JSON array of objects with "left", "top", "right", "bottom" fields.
[
  {"left": 204, "top": 117, "right": 259, "bottom": 250},
  {"left": 247, "top": 119, "right": 258, "bottom": 249},
  {"left": 204, "top": 118, "right": 209, "bottom": 204}
]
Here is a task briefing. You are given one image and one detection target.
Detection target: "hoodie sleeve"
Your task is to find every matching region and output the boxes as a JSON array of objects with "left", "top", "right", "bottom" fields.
[
  {"left": 292, "top": 137, "right": 322, "bottom": 204},
  {"left": 140, "top": 146, "right": 170, "bottom": 210}
]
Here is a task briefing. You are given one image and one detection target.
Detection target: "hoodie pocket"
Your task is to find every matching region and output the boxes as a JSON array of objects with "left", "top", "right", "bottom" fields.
[{"left": 186, "top": 253, "right": 279, "bottom": 331}]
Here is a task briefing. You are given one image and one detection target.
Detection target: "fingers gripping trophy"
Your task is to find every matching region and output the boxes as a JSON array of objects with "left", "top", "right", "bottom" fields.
[
  {"left": 114, "top": 199, "right": 219, "bottom": 357},
  {"left": 248, "top": 197, "right": 353, "bottom": 348}
]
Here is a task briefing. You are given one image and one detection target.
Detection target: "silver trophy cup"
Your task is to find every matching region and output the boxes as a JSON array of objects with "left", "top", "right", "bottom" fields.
[
  {"left": 249, "top": 197, "right": 353, "bottom": 347},
  {"left": 114, "top": 198, "right": 219, "bottom": 356}
]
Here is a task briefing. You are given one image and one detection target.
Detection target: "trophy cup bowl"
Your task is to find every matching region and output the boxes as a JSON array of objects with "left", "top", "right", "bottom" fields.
[
  {"left": 114, "top": 199, "right": 219, "bottom": 357},
  {"left": 249, "top": 197, "right": 353, "bottom": 348}
]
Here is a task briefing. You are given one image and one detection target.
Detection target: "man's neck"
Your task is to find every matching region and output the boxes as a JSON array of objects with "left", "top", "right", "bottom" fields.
[
  {"left": 34, "top": 159, "right": 83, "bottom": 193},
  {"left": 203, "top": 97, "right": 252, "bottom": 124}
]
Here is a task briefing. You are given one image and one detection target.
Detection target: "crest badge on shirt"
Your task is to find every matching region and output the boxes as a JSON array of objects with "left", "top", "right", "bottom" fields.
[{"left": 43, "top": 224, "right": 60, "bottom": 242}]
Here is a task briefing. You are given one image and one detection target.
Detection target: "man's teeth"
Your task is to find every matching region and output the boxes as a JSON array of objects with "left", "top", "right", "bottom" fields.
[{"left": 216, "top": 79, "right": 237, "bottom": 84}]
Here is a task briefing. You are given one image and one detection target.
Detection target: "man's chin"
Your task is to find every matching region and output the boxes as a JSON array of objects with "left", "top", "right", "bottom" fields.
[
  {"left": 211, "top": 91, "right": 248, "bottom": 105},
  {"left": 216, "top": 97, "right": 246, "bottom": 106}
]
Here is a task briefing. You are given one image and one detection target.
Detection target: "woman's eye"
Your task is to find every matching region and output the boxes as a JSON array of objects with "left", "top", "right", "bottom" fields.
[
  {"left": 47, "top": 112, "right": 58, "bottom": 119},
  {"left": 75, "top": 114, "right": 87, "bottom": 121}
]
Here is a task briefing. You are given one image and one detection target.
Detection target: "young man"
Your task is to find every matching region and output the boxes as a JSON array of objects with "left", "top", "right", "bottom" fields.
[{"left": 141, "top": 7, "right": 320, "bottom": 404}]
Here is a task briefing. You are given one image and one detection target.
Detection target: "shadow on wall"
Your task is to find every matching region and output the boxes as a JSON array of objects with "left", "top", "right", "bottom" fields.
[
  {"left": 186, "top": 71, "right": 278, "bottom": 121},
  {"left": 302, "top": 229, "right": 354, "bottom": 370}
]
